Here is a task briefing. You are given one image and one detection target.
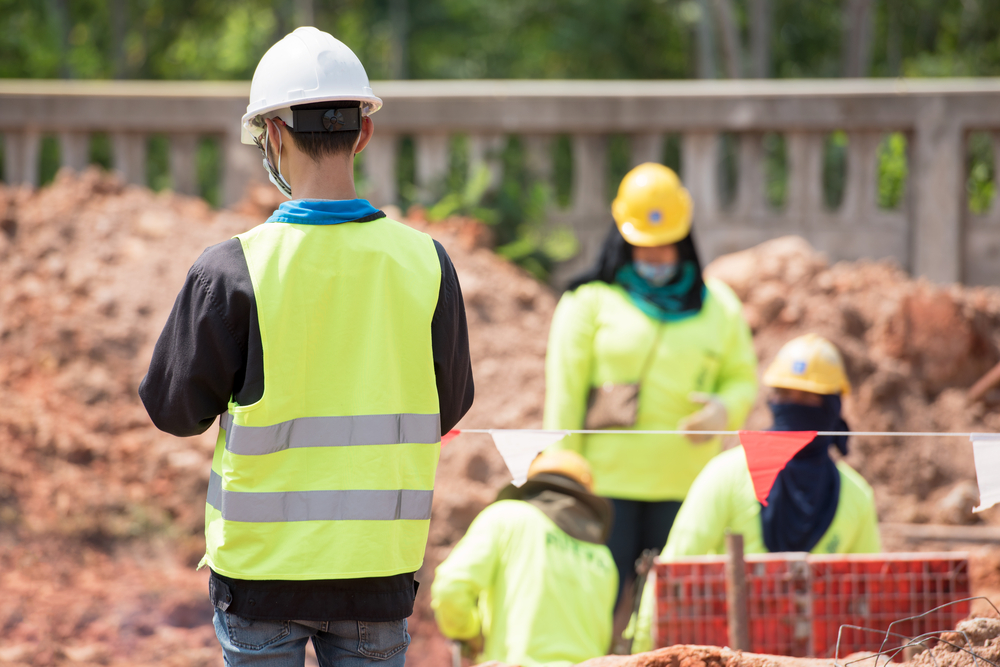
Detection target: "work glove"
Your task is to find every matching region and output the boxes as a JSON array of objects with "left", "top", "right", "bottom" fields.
[{"left": 678, "top": 392, "right": 728, "bottom": 444}]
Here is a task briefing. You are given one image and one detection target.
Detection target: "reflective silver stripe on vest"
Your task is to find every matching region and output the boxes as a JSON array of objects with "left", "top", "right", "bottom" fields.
[
  {"left": 219, "top": 412, "right": 233, "bottom": 433},
  {"left": 225, "top": 413, "right": 441, "bottom": 456},
  {"left": 206, "top": 471, "right": 431, "bottom": 522},
  {"left": 207, "top": 470, "right": 223, "bottom": 511},
  {"left": 218, "top": 488, "right": 434, "bottom": 522}
]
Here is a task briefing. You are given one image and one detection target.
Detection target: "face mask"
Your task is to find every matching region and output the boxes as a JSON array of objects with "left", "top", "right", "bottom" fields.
[
  {"left": 263, "top": 123, "right": 293, "bottom": 199},
  {"left": 633, "top": 260, "right": 678, "bottom": 286}
]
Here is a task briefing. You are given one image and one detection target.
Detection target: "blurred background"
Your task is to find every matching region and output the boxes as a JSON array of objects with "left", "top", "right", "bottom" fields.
[{"left": 5, "top": 0, "right": 1000, "bottom": 281}]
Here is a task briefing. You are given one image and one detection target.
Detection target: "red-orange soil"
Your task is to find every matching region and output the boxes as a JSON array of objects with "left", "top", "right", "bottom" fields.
[{"left": 3, "top": 171, "right": 1000, "bottom": 666}]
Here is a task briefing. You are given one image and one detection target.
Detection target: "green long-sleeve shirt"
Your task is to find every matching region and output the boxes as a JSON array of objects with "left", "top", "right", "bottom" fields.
[
  {"left": 544, "top": 278, "right": 758, "bottom": 501},
  {"left": 431, "top": 500, "right": 617, "bottom": 667}
]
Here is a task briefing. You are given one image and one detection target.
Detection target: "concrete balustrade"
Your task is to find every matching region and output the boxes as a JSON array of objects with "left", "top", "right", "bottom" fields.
[{"left": 3, "top": 78, "right": 1000, "bottom": 284}]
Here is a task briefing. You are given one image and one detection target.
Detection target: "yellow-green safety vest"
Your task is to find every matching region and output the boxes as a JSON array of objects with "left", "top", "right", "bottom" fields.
[{"left": 203, "top": 217, "right": 442, "bottom": 581}]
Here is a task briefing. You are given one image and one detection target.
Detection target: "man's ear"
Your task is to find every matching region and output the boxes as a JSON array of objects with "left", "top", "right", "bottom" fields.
[
  {"left": 354, "top": 116, "right": 374, "bottom": 155},
  {"left": 264, "top": 117, "right": 283, "bottom": 157}
]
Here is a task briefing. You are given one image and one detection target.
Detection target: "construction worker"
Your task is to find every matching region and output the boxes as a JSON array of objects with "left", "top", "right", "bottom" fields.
[
  {"left": 138, "top": 28, "right": 473, "bottom": 667},
  {"left": 431, "top": 451, "right": 617, "bottom": 667},
  {"left": 544, "top": 163, "right": 758, "bottom": 602},
  {"left": 630, "top": 334, "right": 880, "bottom": 653}
]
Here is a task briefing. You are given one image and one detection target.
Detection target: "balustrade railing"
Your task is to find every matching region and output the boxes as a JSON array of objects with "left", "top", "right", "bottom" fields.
[{"left": 3, "top": 79, "right": 1000, "bottom": 285}]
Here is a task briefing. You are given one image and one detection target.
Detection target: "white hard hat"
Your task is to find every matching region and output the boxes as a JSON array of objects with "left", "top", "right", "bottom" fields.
[{"left": 240, "top": 27, "right": 383, "bottom": 145}]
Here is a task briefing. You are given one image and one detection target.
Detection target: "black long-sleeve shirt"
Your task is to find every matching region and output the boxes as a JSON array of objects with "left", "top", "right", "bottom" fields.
[{"left": 139, "top": 215, "right": 474, "bottom": 621}]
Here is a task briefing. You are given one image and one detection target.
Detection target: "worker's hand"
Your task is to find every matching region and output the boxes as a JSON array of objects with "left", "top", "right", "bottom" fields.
[
  {"left": 678, "top": 393, "right": 728, "bottom": 444},
  {"left": 461, "top": 635, "right": 484, "bottom": 660}
]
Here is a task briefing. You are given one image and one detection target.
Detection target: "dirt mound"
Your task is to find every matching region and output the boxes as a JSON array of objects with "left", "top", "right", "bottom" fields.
[
  {"left": 4, "top": 171, "right": 1000, "bottom": 665},
  {"left": 704, "top": 237, "right": 1000, "bottom": 531},
  {"left": 578, "top": 645, "right": 837, "bottom": 667}
]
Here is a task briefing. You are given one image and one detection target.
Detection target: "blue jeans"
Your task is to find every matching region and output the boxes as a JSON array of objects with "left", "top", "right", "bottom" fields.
[{"left": 214, "top": 608, "right": 410, "bottom": 667}]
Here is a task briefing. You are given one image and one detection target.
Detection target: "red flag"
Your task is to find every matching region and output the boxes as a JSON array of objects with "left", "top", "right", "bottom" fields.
[
  {"left": 739, "top": 430, "right": 818, "bottom": 506},
  {"left": 441, "top": 429, "right": 461, "bottom": 445}
]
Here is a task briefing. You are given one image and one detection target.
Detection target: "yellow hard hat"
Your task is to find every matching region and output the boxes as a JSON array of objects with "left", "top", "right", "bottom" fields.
[
  {"left": 611, "top": 163, "right": 693, "bottom": 247},
  {"left": 763, "top": 333, "right": 852, "bottom": 396},
  {"left": 527, "top": 450, "right": 595, "bottom": 493}
]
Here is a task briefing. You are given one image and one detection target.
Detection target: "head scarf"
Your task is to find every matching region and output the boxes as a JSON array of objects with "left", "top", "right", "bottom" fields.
[
  {"left": 759, "top": 394, "right": 850, "bottom": 553},
  {"left": 565, "top": 223, "right": 706, "bottom": 321}
]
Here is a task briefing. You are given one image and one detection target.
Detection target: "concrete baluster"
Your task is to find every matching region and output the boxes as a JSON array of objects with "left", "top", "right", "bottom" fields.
[
  {"left": 169, "top": 134, "right": 199, "bottom": 196},
  {"left": 59, "top": 132, "right": 90, "bottom": 172},
  {"left": 629, "top": 133, "right": 665, "bottom": 168},
  {"left": 553, "top": 134, "right": 610, "bottom": 286},
  {"left": 571, "top": 134, "right": 608, "bottom": 218},
  {"left": 2, "top": 130, "right": 41, "bottom": 187},
  {"left": 523, "top": 135, "right": 554, "bottom": 193},
  {"left": 988, "top": 131, "right": 1000, "bottom": 223},
  {"left": 111, "top": 132, "right": 147, "bottom": 186},
  {"left": 785, "top": 132, "right": 825, "bottom": 223},
  {"left": 361, "top": 133, "right": 398, "bottom": 208},
  {"left": 223, "top": 131, "right": 266, "bottom": 207},
  {"left": 735, "top": 132, "right": 766, "bottom": 219},
  {"left": 468, "top": 134, "right": 505, "bottom": 190},
  {"left": 913, "top": 96, "right": 962, "bottom": 283},
  {"left": 839, "top": 131, "right": 882, "bottom": 224},
  {"left": 414, "top": 134, "right": 450, "bottom": 197},
  {"left": 681, "top": 132, "right": 720, "bottom": 223}
]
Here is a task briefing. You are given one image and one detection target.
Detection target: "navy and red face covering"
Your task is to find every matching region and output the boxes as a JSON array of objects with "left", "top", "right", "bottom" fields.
[{"left": 759, "top": 395, "right": 850, "bottom": 553}]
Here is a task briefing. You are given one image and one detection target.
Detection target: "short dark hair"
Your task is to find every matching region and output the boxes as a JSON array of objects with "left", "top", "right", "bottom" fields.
[{"left": 288, "top": 101, "right": 361, "bottom": 161}]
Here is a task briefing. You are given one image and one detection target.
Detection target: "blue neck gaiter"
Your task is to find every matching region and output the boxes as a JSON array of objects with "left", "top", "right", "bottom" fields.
[
  {"left": 266, "top": 198, "right": 382, "bottom": 225},
  {"left": 759, "top": 395, "right": 850, "bottom": 553}
]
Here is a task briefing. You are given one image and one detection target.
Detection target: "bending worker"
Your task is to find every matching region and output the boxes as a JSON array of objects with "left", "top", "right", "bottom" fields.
[
  {"left": 431, "top": 451, "right": 617, "bottom": 667},
  {"left": 139, "top": 28, "right": 474, "bottom": 667},
  {"left": 631, "top": 333, "right": 880, "bottom": 653},
  {"left": 544, "top": 163, "right": 758, "bottom": 599}
]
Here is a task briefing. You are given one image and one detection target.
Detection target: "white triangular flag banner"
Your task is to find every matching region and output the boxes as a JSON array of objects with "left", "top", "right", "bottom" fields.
[
  {"left": 972, "top": 433, "right": 1000, "bottom": 512},
  {"left": 489, "top": 429, "right": 569, "bottom": 487}
]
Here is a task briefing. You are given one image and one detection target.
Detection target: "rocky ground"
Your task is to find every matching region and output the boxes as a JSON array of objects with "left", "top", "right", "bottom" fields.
[{"left": 3, "top": 170, "right": 1000, "bottom": 665}]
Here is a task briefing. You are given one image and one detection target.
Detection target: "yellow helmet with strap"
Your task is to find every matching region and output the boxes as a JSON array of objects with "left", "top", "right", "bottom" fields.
[
  {"left": 611, "top": 163, "right": 693, "bottom": 247},
  {"left": 527, "top": 450, "right": 595, "bottom": 493},
  {"left": 763, "top": 333, "right": 852, "bottom": 396}
]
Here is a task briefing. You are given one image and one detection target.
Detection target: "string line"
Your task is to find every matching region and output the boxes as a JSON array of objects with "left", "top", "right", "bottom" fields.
[{"left": 456, "top": 429, "right": 996, "bottom": 437}]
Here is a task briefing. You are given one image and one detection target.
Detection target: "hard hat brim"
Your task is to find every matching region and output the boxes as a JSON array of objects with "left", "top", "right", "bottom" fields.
[
  {"left": 762, "top": 372, "right": 852, "bottom": 396},
  {"left": 615, "top": 216, "right": 692, "bottom": 247}
]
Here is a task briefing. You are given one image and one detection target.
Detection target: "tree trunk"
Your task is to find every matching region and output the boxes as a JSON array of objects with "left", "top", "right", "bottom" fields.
[
  {"left": 110, "top": 0, "right": 127, "bottom": 79},
  {"left": 696, "top": 0, "right": 718, "bottom": 79},
  {"left": 749, "top": 0, "right": 771, "bottom": 78},
  {"left": 842, "top": 0, "right": 874, "bottom": 77},
  {"left": 886, "top": 0, "right": 901, "bottom": 76},
  {"left": 710, "top": 0, "right": 743, "bottom": 79},
  {"left": 389, "top": 0, "right": 409, "bottom": 79},
  {"left": 47, "top": 0, "right": 71, "bottom": 78},
  {"left": 295, "top": 0, "right": 314, "bottom": 27}
]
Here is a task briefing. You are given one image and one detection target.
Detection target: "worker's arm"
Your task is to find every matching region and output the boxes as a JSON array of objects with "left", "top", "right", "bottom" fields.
[
  {"left": 139, "top": 240, "right": 251, "bottom": 436},
  {"left": 543, "top": 288, "right": 598, "bottom": 453},
  {"left": 431, "top": 506, "right": 504, "bottom": 640},
  {"left": 711, "top": 292, "right": 758, "bottom": 430},
  {"left": 431, "top": 240, "right": 475, "bottom": 434},
  {"left": 661, "top": 454, "right": 734, "bottom": 559},
  {"left": 632, "top": 457, "right": 735, "bottom": 653}
]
